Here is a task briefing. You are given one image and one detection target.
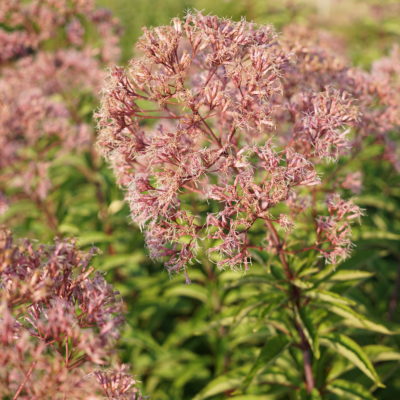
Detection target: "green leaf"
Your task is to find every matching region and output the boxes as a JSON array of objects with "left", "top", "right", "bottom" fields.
[
  {"left": 77, "top": 231, "right": 111, "bottom": 246},
  {"left": 299, "top": 388, "right": 322, "bottom": 400},
  {"left": 307, "top": 290, "right": 356, "bottom": 306},
  {"left": 192, "top": 375, "right": 242, "bottom": 400},
  {"left": 108, "top": 200, "right": 125, "bottom": 214},
  {"left": 364, "top": 345, "right": 400, "bottom": 363},
  {"left": 327, "top": 379, "right": 377, "bottom": 400},
  {"left": 233, "top": 300, "right": 266, "bottom": 325},
  {"left": 257, "top": 367, "right": 300, "bottom": 388},
  {"left": 298, "top": 266, "right": 320, "bottom": 278},
  {"left": 296, "top": 307, "right": 320, "bottom": 359},
  {"left": 164, "top": 284, "right": 208, "bottom": 303},
  {"left": 317, "top": 302, "right": 393, "bottom": 334},
  {"left": 292, "top": 278, "right": 314, "bottom": 289},
  {"left": 224, "top": 274, "right": 273, "bottom": 290},
  {"left": 242, "top": 334, "right": 290, "bottom": 390},
  {"left": 270, "top": 264, "right": 286, "bottom": 281},
  {"left": 314, "top": 267, "right": 373, "bottom": 284},
  {"left": 330, "top": 270, "right": 374, "bottom": 282},
  {"left": 321, "top": 334, "right": 383, "bottom": 387},
  {"left": 230, "top": 396, "right": 276, "bottom": 400},
  {"left": 362, "top": 231, "right": 400, "bottom": 241},
  {"left": 355, "top": 194, "right": 400, "bottom": 216},
  {"left": 102, "top": 253, "right": 144, "bottom": 271}
]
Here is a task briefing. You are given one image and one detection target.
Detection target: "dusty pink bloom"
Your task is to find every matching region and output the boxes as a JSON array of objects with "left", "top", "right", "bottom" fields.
[
  {"left": 0, "top": 1, "right": 121, "bottom": 207},
  {"left": 282, "top": 26, "right": 400, "bottom": 170},
  {"left": 95, "top": 366, "right": 143, "bottom": 400},
  {"left": 0, "top": 192, "right": 8, "bottom": 216},
  {"left": 66, "top": 17, "right": 85, "bottom": 46},
  {"left": 0, "top": 50, "right": 99, "bottom": 199},
  {"left": 0, "top": 228, "right": 140, "bottom": 399},
  {"left": 288, "top": 89, "right": 358, "bottom": 160},
  {"left": 97, "top": 13, "right": 363, "bottom": 272},
  {"left": 315, "top": 194, "right": 364, "bottom": 263},
  {"left": 0, "top": 0, "right": 120, "bottom": 64},
  {"left": 341, "top": 171, "right": 363, "bottom": 194}
]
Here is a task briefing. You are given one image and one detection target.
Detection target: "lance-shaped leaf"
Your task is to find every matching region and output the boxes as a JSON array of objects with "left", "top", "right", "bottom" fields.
[
  {"left": 321, "top": 334, "right": 383, "bottom": 387},
  {"left": 307, "top": 289, "right": 356, "bottom": 306},
  {"left": 242, "top": 334, "right": 290, "bottom": 390},
  {"left": 165, "top": 284, "right": 208, "bottom": 303},
  {"left": 327, "top": 379, "right": 377, "bottom": 400},
  {"left": 317, "top": 302, "right": 393, "bottom": 334},
  {"left": 295, "top": 306, "right": 320, "bottom": 359},
  {"left": 330, "top": 270, "right": 374, "bottom": 282},
  {"left": 193, "top": 374, "right": 242, "bottom": 400}
]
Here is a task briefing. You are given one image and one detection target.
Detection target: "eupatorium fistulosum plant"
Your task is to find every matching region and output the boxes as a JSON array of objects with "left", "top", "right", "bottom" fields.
[{"left": 97, "top": 12, "right": 398, "bottom": 399}]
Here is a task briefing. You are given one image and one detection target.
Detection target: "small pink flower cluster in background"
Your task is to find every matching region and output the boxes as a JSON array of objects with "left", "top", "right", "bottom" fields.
[
  {"left": 0, "top": 0, "right": 121, "bottom": 203},
  {"left": 0, "top": 0, "right": 120, "bottom": 64},
  {"left": 97, "top": 12, "right": 382, "bottom": 273},
  {"left": 0, "top": 228, "right": 142, "bottom": 399},
  {"left": 0, "top": 50, "right": 103, "bottom": 200},
  {"left": 281, "top": 26, "right": 400, "bottom": 171}
]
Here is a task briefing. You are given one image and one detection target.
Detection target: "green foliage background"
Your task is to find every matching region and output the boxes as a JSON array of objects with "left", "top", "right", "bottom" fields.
[{"left": 2, "top": 0, "right": 400, "bottom": 398}]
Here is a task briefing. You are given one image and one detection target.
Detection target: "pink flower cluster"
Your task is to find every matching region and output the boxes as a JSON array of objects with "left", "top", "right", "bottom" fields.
[
  {"left": 0, "top": 229, "right": 141, "bottom": 399},
  {"left": 97, "top": 13, "right": 369, "bottom": 273},
  {"left": 0, "top": 0, "right": 120, "bottom": 63},
  {"left": 0, "top": 49, "right": 101, "bottom": 199},
  {"left": 282, "top": 26, "right": 400, "bottom": 170},
  {"left": 0, "top": 0, "right": 121, "bottom": 203}
]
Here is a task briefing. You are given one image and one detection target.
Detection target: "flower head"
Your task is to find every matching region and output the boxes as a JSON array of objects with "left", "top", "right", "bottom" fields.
[{"left": 97, "top": 13, "right": 363, "bottom": 272}]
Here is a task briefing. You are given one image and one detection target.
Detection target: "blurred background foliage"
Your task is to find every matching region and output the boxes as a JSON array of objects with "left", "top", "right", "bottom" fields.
[
  {"left": 97, "top": 0, "right": 400, "bottom": 66},
  {"left": 1, "top": 0, "right": 400, "bottom": 398}
]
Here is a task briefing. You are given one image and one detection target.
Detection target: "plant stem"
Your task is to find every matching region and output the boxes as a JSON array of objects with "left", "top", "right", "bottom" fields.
[
  {"left": 265, "top": 220, "right": 315, "bottom": 394},
  {"left": 388, "top": 257, "right": 400, "bottom": 321},
  {"left": 13, "top": 362, "right": 36, "bottom": 400}
]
